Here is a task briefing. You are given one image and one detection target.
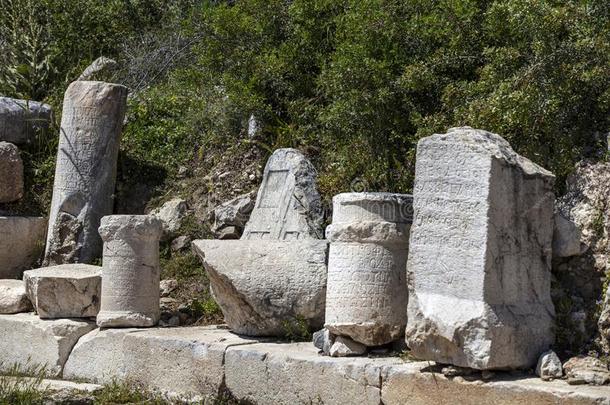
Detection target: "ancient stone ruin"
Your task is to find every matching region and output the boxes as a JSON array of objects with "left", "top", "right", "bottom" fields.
[
  {"left": 0, "top": 96, "right": 52, "bottom": 145},
  {"left": 325, "top": 192, "right": 412, "bottom": 348},
  {"left": 405, "top": 127, "right": 556, "bottom": 370},
  {"left": 97, "top": 215, "right": 162, "bottom": 327},
  {"left": 44, "top": 81, "right": 127, "bottom": 265}
]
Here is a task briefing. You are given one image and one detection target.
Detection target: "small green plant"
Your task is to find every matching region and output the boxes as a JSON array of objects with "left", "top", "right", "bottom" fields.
[
  {"left": 0, "top": 363, "right": 49, "bottom": 405},
  {"left": 281, "top": 315, "right": 312, "bottom": 342},
  {"left": 93, "top": 380, "right": 167, "bottom": 404}
]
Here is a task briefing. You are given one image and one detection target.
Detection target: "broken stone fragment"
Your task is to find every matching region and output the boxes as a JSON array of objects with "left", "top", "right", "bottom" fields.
[
  {"left": 192, "top": 239, "right": 328, "bottom": 336},
  {"left": 329, "top": 336, "right": 367, "bottom": 357},
  {"left": 241, "top": 148, "right": 324, "bottom": 240},
  {"left": 0, "top": 279, "right": 33, "bottom": 314},
  {"left": 0, "top": 97, "right": 52, "bottom": 145},
  {"left": 313, "top": 328, "right": 335, "bottom": 355},
  {"left": 536, "top": 350, "right": 563, "bottom": 381},
  {"left": 211, "top": 191, "right": 255, "bottom": 239},
  {"left": 44, "top": 81, "right": 127, "bottom": 266},
  {"left": 405, "top": 127, "right": 556, "bottom": 370},
  {"left": 552, "top": 213, "right": 582, "bottom": 258},
  {"left": 97, "top": 215, "right": 163, "bottom": 328},
  {"left": 23, "top": 264, "right": 101, "bottom": 318},
  {"left": 325, "top": 192, "right": 412, "bottom": 346},
  {"left": 563, "top": 356, "right": 610, "bottom": 386},
  {"left": 170, "top": 235, "right": 191, "bottom": 252},
  {"left": 78, "top": 56, "right": 118, "bottom": 81},
  {"left": 0, "top": 216, "right": 47, "bottom": 279},
  {"left": 0, "top": 141, "right": 24, "bottom": 203},
  {"left": 151, "top": 198, "right": 188, "bottom": 239}
]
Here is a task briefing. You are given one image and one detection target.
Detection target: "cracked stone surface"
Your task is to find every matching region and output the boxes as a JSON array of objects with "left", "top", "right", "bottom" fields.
[
  {"left": 0, "top": 279, "right": 32, "bottom": 314},
  {"left": 406, "top": 127, "right": 556, "bottom": 370},
  {"left": 0, "top": 313, "right": 95, "bottom": 377},
  {"left": 23, "top": 264, "right": 101, "bottom": 318}
]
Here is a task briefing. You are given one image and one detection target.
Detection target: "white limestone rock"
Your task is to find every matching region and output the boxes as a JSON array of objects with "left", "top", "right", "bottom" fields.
[
  {"left": 242, "top": 148, "right": 324, "bottom": 240},
  {"left": 536, "top": 350, "right": 563, "bottom": 381},
  {"left": 325, "top": 192, "right": 412, "bottom": 346},
  {"left": 405, "top": 127, "right": 556, "bottom": 370},
  {"left": 192, "top": 239, "right": 328, "bottom": 336},
  {"left": 151, "top": 198, "right": 187, "bottom": 238},
  {"left": 312, "top": 328, "right": 335, "bottom": 355},
  {"left": 0, "top": 216, "right": 47, "bottom": 279},
  {"left": 0, "top": 97, "right": 52, "bottom": 145},
  {"left": 0, "top": 313, "right": 95, "bottom": 377},
  {"left": 23, "top": 264, "right": 101, "bottom": 318},
  {"left": 553, "top": 213, "right": 582, "bottom": 258},
  {"left": 211, "top": 192, "right": 255, "bottom": 239},
  {"left": 0, "top": 142, "right": 24, "bottom": 203},
  {"left": 0, "top": 279, "right": 32, "bottom": 314},
  {"left": 44, "top": 81, "right": 127, "bottom": 266},
  {"left": 97, "top": 215, "right": 162, "bottom": 327},
  {"left": 329, "top": 335, "right": 367, "bottom": 357}
]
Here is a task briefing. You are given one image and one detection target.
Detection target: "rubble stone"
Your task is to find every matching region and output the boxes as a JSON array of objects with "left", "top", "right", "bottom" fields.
[
  {"left": 536, "top": 350, "right": 563, "bottom": 381},
  {"left": 405, "top": 127, "right": 556, "bottom": 370},
  {"left": 23, "top": 264, "right": 101, "bottom": 318},
  {"left": 0, "top": 97, "right": 52, "bottom": 145},
  {"left": 97, "top": 215, "right": 162, "bottom": 327},
  {"left": 325, "top": 192, "right": 412, "bottom": 346},
  {"left": 192, "top": 239, "right": 328, "bottom": 336},
  {"left": 0, "top": 216, "right": 47, "bottom": 279},
  {"left": 0, "top": 280, "right": 32, "bottom": 314},
  {"left": 0, "top": 141, "right": 24, "bottom": 203},
  {"left": 564, "top": 356, "right": 610, "bottom": 386},
  {"left": 329, "top": 335, "right": 367, "bottom": 357},
  {"left": 44, "top": 81, "right": 127, "bottom": 265}
]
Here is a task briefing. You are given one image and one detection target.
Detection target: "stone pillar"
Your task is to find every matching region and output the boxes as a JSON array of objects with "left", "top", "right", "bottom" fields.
[
  {"left": 324, "top": 193, "right": 412, "bottom": 346},
  {"left": 405, "top": 127, "right": 555, "bottom": 370},
  {"left": 97, "top": 215, "right": 162, "bottom": 327},
  {"left": 44, "top": 81, "right": 127, "bottom": 265}
]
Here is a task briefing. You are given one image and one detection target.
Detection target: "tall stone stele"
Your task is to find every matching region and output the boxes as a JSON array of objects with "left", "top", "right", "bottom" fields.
[
  {"left": 44, "top": 81, "right": 127, "bottom": 265},
  {"left": 97, "top": 215, "right": 162, "bottom": 328},
  {"left": 405, "top": 127, "right": 556, "bottom": 370},
  {"left": 325, "top": 193, "right": 412, "bottom": 346}
]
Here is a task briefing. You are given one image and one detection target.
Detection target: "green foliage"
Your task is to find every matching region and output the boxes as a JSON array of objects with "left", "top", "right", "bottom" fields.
[
  {"left": 0, "top": 364, "right": 48, "bottom": 405},
  {"left": 160, "top": 250, "right": 204, "bottom": 281},
  {"left": 93, "top": 380, "right": 167, "bottom": 404},
  {"left": 281, "top": 315, "right": 313, "bottom": 342}
]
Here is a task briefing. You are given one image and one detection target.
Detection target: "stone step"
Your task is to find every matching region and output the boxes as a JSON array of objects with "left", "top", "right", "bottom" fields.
[{"left": 1, "top": 314, "right": 608, "bottom": 403}]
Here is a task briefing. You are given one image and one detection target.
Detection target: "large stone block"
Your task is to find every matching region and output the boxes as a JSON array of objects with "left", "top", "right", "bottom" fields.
[
  {"left": 192, "top": 239, "right": 328, "bottom": 336},
  {"left": 325, "top": 192, "right": 412, "bottom": 346},
  {"left": 0, "top": 313, "right": 95, "bottom": 377},
  {"left": 0, "top": 142, "right": 24, "bottom": 203},
  {"left": 23, "top": 264, "right": 101, "bottom": 318},
  {"left": 44, "top": 81, "right": 127, "bottom": 266},
  {"left": 0, "top": 97, "right": 52, "bottom": 145},
  {"left": 242, "top": 148, "right": 324, "bottom": 240},
  {"left": 405, "top": 127, "right": 555, "bottom": 370},
  {"left": 0, "top": 216, "right": 47, "bottom": 279},
  {"left": 0, "top": 280, "right": 32, "bottom": 314},
  {"left": 64, "top": 326, "right": 259, "bottom": 400},
  {"left": 225, "top": 342, "right": 399, "bottom": 405},
  {"left": 97, "top": 215, "right": 162, "bottom": 327}
]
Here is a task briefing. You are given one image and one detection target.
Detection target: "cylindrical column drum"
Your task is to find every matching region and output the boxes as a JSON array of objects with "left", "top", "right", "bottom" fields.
[
  {"left": 97, "top": 215, "right": 162, "bottom": 327},
  {"left": 325, "top": 192, "right": 412, "bottom": 346}
]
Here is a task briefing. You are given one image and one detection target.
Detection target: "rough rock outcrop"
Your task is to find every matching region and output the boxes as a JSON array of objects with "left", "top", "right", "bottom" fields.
[
  {"left": 23, "top": 264, "right": 101, "bottom": 318},
  {"left": 564, "top": 356, "right": 610, "bottom": 386},
  {"left": 44, "top": 81, "right": 127, "bottom": 266},
  {"left": 553, "top": 213, "right": 582, "bottom": 258},
  {"left": 192, "top": 239, "right": 328, "bottom": 336},
  {"left": 405, "top": 127, "right": 555, "bottom": 370},
  {"left": 0, "top": 97, "right": 52, "bottom": 144},
  {"left": 242, "top": 148, "right": 324, "bottom": 240},
  {"left": 0, "top": 280, "right": 32, "bottom": 314},
  {"left": 0, "top": 216, "right": 47, "bottom": 279},
  {"left": 536, "top": 350, "right": 563, "bottom": 381},
  {"left": 0, "top": 141, "right": 24, "bottom": 203},
  {"left": 211, "top": 191, "right": 255, "bottom": 239},
  {"left": 325, "top": 192, "right": 412, "bottom": 346},
  {"left": 97, "top": 215, "right": 162, "bottom": 327}
]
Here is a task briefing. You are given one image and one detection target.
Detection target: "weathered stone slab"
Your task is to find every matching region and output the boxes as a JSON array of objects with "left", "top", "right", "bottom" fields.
[
  {"left": 0, "top": 141, "right": 24, "bottom": 203},
  {"left": 44, "top": 81, "right": 127, "bottom": 266},
  {"left": 325, "top": 192, "right": 412, "bottom": 346},
  {"left": 0, "top": 216, "right": 47, "bottom": 279},
  {"left": 242, "top": 148, "right": 324, "bottom": 240},
  {"left": 0, "top": 279, "right": 32, "bottom": 314},
  {"left": 64, "top": 326, "right": 259, "bottom": 400},
  {"left": 0, "top": 313, "right": 95, "bottom": 377},
  {"left": 0, "top": 97, "right": 52, "bottom": 145},
  {"left": 97, "top": 215, "right": 162, "bottom": 327},
  {"left": 405, "top": 127, "right": 556, "bottom": 370},
  {"left": 23, "top": 264, "right": 101, "bottom": 318},
  {"left": 192, "top": 239, "right": 328, "bottom": 336},
  {"left": 225, "top": 342, "right": 399, "bottom": 405}
]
